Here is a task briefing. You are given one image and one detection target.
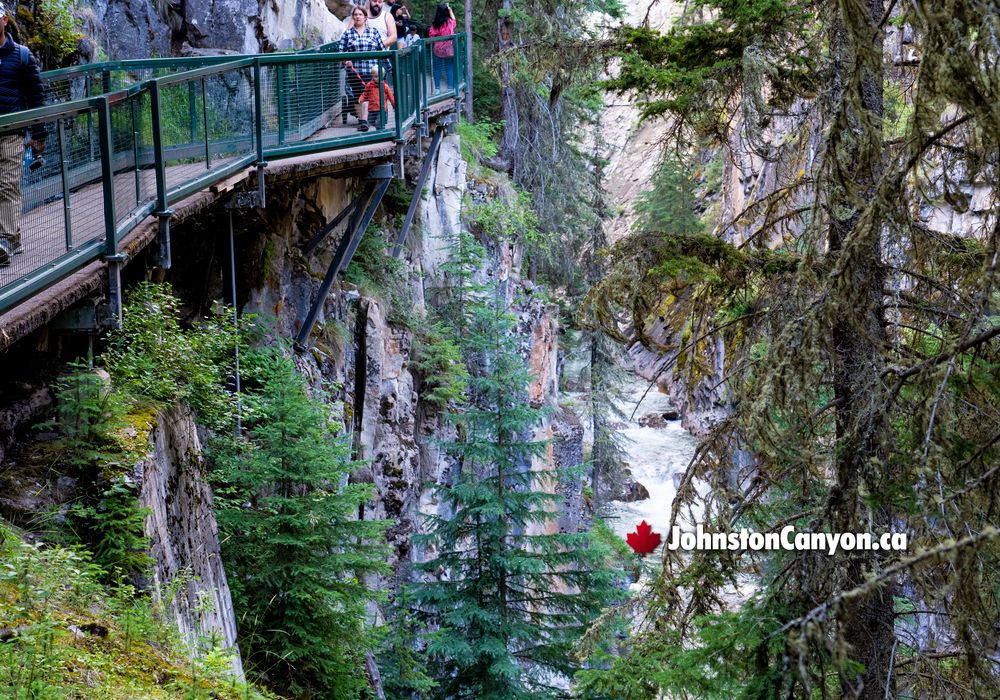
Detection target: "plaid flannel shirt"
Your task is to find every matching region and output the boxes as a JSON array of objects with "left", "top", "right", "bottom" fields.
[{"left": 339, "top": 26, "right": 383, "bottom": 77}]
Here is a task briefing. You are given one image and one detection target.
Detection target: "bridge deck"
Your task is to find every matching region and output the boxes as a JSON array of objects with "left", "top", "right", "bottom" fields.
[{"left": 0, "top": 101, "right": 453, "bottom": 350}]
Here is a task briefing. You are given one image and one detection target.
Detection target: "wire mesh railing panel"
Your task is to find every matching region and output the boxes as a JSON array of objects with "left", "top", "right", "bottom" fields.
[
  {"left": 42, "top": 58, "right": 253, "bottom": 105},
  {"left": 108, "top": 92, "right": 156, "bottom": 231},
  {"left": 157, "top": 79, "right": 209, "bottom": 193},
  {"left": 300, "top": 61, "right": 342, "bottom": 137},
  {"left": 394, "top": 47, "right": 421, "bottom": 132},
  {"left": 61, "top": 113, "right": 109, "bottom": 252},
  {"left": 258, "top": 51, "right": 408, "bottom": 153},
  {"left": 422, "top": 35, "right": 461, "bottom": 104},
  {"left": 0, "top": 105, "right": 107, "bottom": 306},
  {"left": 204, "top": 68, "right": 256, "bottom": 163}
]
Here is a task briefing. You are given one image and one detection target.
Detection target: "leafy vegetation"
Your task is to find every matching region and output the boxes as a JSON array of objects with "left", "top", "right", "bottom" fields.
[
  {"left": 0, "top": 523, "right": 270, "bottom": 699},
  {"left": 344, "top": 230, "right": 413, "bottom": 324},
  {"left": 405, "top": 225, "right": 623, "bottom": 698},
  {"left": 584, "top": 1, "right": 1000, "bottom": 697},
  {"left": 105, "top": 282, "right": 245, "bottom": 430},
  {"left": 14, "top": 0, "right": 83, "bottom": 69}
]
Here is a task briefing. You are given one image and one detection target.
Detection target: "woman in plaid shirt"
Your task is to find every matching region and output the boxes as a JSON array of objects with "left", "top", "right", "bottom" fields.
[{"left": 340, "top": 6, "right": 384, "bottom": 131}]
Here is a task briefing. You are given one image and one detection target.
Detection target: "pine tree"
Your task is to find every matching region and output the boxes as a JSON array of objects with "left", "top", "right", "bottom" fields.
[
  {"left": 212, "top": 350, "right": 390, "bottom": 698},
  {"left": 411, "top": 233, "right": 621, "bottom": 698}
]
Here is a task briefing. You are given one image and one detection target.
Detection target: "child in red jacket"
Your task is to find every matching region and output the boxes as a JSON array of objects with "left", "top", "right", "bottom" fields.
[{"left": 357, "top": 65, "right": 395, "bottom": 131}]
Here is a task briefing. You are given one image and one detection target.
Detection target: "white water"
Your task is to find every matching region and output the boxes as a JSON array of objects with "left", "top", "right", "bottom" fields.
[
  {"left": 563, "top": 355, "right": 700, "bottom": 560},
  {"left": 602, "top": 376, "right": 699, "bottom": 549}
]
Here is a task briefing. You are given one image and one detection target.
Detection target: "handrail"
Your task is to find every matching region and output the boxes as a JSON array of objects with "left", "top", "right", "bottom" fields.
[{"left": 0, "top": 36, "right": 467, "bottom": 316}]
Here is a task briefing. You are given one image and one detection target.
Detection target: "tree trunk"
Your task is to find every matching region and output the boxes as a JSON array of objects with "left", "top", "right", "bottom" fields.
[
  {"left": 497, "top": 0, "right": 519, "bottom": 172},
  {"left": 464, "top": 0, "right": 473, "bottom": 120},
  {"left": 826, "top": 2, "right": 895, "bottom": 697}
]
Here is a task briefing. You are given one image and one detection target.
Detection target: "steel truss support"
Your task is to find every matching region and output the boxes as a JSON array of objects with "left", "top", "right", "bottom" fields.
[
  {"left": 302, "top": 197, "right": 364, "bottom": 256},
  {"left": 392, "top": 125, "right": 444, "bottom": 258},
  {"left": 296, "top": 170, "right": 393, "bottom": 347}
]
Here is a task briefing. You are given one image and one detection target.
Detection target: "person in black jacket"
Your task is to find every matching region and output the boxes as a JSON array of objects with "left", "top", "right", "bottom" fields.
[{"left": 0, "top": 1, "right": 45, "bottom": 267}]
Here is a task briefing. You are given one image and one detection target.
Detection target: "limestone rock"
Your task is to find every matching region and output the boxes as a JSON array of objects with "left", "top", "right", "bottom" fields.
[
  {"left": 138, "top": 404, "right": 244, "bottom": 680},
  {"left": 621, "top": 481, "right": 650, "bottom": 502},
  {"left": 638, "top": 411, "right": 668, "bottom": 429}
]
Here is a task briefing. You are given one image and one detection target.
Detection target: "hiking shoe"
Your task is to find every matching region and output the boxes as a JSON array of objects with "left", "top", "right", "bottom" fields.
[
  {"left": 357, "top": 120, "right": 369, "bottom": 132},
  {"left": 12, "top": 244, "right": 23, "bottom": 255},
  {"left": 0, "top": 240, "right": 11, "bottom": 267}
]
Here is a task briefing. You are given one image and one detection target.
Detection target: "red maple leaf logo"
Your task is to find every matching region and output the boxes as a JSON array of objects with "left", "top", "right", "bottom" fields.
[{"left": 626, "top": 520, "right": 662, "bottom": 557}]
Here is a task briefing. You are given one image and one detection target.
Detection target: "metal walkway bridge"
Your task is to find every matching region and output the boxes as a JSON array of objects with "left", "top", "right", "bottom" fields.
[{"left": 0, "top": 35, "right": 467, "bottom": 346}]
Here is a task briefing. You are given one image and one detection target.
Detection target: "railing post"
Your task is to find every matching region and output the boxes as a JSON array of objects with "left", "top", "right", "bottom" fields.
[
  {"left": 277, "top": 64, "right": 286, "bottom": 144},
  {"left": 416, "top": 48, "right": 426, "bottom": 135},
  {"left": 253, "top": 59, "right": 267, "bottom": 207},
  {"left": 56, "top": 118, "right": 73, "bottom": 251},
  {"left": 130, "top": 95, "right": 141, "bottom": 206},
  {"left": 189, "top": 81, "right": 198, "bottom": 143},
  {"left": 202, "top": 77, "right": 211, "bottom": 168},
  {"left": 98, "top": 97, "right": 126, "bottom": 326},
  {"left": 149, "top": 81, "right": 173, "bottom": 269},
  {"left": 392, "top": 51, "right": 403, "bottom": 142},
  {"left": 456, "top": 33, "right": 465, "bottom": 107}
]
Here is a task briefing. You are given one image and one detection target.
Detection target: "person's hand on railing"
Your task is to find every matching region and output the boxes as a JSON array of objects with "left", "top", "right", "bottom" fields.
[
  {"left": 344, "top": 60, "right": 353, "bottom": 69},
  {"left": 29, "top": 139, "right": 45, "bottom": 158}
]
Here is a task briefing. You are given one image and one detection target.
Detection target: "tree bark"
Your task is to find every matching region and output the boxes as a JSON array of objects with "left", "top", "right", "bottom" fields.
[
  {"left": 464, "top": 0, "right": 473, "bottom": 120},
  {"left": 497, "top": 0, "right": 519, "bottom": 173},
  {"left": 826, "top": 2, "right": 895, "bottom": 697}
]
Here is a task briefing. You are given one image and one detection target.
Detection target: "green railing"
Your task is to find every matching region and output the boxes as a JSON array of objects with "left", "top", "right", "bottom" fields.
[{"left": 0, "top": 35, "right": 466, "bottom": 314}]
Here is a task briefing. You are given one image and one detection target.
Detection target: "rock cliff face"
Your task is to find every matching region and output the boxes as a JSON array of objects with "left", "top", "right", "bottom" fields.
[
  {"left": 82, "top": 0, "right": 344, "bottom": 59},
  {"left": 138, "top": 404, "right": 244, "bottom": 679},
  {"left": 231, "top": 135, "right": 579, "bottom": 577}
]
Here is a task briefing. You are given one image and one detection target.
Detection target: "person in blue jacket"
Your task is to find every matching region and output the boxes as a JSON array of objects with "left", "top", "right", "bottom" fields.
[{"left": 0, "top": 2, "right": 46, "bottom": 267}]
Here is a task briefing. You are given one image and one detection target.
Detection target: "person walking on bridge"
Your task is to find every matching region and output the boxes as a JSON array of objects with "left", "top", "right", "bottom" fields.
[
  {"left": 428, "top": 4, "right": 456, "bottom": 91},
  {"left": 343, "top": 0, "right": 397, "bottom": 48},
  {"left": 340, "top": 6, "right": 385, "bottom": 131},
  {"left": 0, "top": 2, "right": 45, "bottom": 267}
]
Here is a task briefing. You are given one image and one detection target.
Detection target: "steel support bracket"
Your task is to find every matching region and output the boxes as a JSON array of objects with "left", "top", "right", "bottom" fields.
[
  {"left": 393, "top": 142, "right": 405, "bottom": 179},
  {"left": 103, "top": 253, "right": 128, "bottom": 328},
  {"left": 155, "top": 208, "right": 174, "bottom": 269},
  {"left": 254, "top": 162, "right": 268, "bottom": 208},
  {"left": 366, "top": 163, "right": 395, "bottom": 181}
]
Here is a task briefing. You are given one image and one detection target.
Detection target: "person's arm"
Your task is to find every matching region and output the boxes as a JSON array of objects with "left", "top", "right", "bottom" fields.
[
  {"left": 340, "top": 31, "right": 354, "bottom": 68},
  {"left": 448, "top": 6, "right": 456, "bottom": 21},
  {"left": 21, "top": 51, "right": 46, "bottom": 146},
  {"left": 385, "top": 84, "right": 395, "bottom": 108},
  {"left": 384, "top": 13, "right": 397, "bottom": 47}
]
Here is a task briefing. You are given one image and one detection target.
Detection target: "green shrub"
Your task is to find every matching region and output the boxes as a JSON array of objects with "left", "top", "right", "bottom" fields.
[
  {"left": 210, "top": 350, "right": 391, "bottom": 697},
  {"left": 457, "top": 117, "right": 500, "bottom": 164},
  {"left": 66, "top": 479, "right": 152, "bottom": 582},
  {"left": 412, "top": 321, "right": 469, "bottom": 408},
  {"left": 0, "top": 524, "right": 270, "bottom": 699},
  {"left": 15, "top": 0, "right": 83, "bottom": 69},
  {"left": 105, "top": 282, "right": 246, "bottom": 430},
  {"left": 344, "top": 230, "right": 412, "bottom": 324}
]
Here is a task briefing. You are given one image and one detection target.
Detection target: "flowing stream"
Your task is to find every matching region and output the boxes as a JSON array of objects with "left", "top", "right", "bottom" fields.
[
  {"left": 602, "top": 375, "right": 699, "bottom": 549},
  {"left": 562, "top": 337, "right": 701, "bottom": 558}
]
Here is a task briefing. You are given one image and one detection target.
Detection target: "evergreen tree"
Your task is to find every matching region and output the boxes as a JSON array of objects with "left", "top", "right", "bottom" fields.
[
  {"left": 212, "top": 350, "right": 390, "bottom": 698},
  {"left": 411, "top": 232, "right": 621, "bottom": 698}
]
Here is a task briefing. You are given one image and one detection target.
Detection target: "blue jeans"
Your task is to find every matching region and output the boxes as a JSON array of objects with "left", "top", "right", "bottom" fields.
[{"left": 433, "top": 55, "right": 455, "bottom": 91}]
